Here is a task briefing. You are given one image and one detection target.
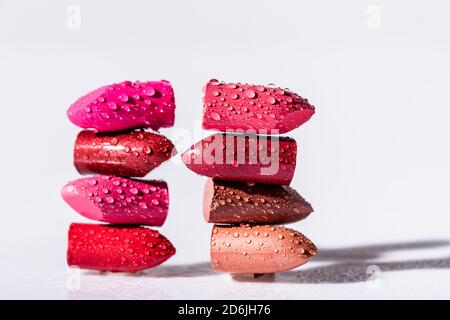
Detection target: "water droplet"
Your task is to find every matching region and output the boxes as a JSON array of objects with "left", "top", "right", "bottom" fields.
[
  {"left": 267, "top": 97, "right": 276, "bottom": 104},
  {"left": 139, "top": 202, "right": 147, "bottom": 209},
  {"left": 108, "top": 102, "right": 117, "bottom": 110},
  {"left": 143, "top": 146, "right": 153, "bottom": 155},
  {"left": 209, "top": 112, "right": 221, "bottom": 121},
  {"left": 278, "top": 234, "right": 284, "bottom": 239},
  {"left": 230, "top": 93, "right": 239, "bottom": 100},
  {"left": 263, "top": 233, "right": 269, "bottom": 237},
  {"left": 212, "top": 90, "right": 220, "bottom": 97},
  {"left": 151, "top": 199, "right": 159, "bottom": 206},
  {"left": 111, "top": 138, "right": 118, "bottom": 145},
  {"left": 102, "top": 188, "right": 110, "bottom": 194},
  {"left": 246, "top": 239, "right": 252, "bottom": 244},
  {"left": 130, "top": 188, "right": 138, "bottom": 195},
  {"left": 105, "top": 196, "right": 114, "bottom": 203},
  {"left": 233, "top": 232, "right": 239, "bottom": 238},
  {"left": 245, "top": 90, "right": 256, "bottom": 99},
  {"left": 118, "top": 94, "right": 129, "bottom": 102},
  {"left": 89, "top": 179, "right": 98, "bottom": 186},
  {"left": 143, "top": 87, "right": 155, "bottom": 97},
  {"left": 84, "top": 107, "right": 92, "bottom": 113}
]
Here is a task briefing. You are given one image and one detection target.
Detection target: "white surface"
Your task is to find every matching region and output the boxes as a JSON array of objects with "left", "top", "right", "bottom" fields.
[{"left": 0, "top": 0, "right": 450, "bottom": 299}]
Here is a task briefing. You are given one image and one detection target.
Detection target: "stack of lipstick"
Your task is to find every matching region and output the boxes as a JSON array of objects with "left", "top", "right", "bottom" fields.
[
  {"left": 61, "top": 80, "right": 177, "bottom": 272},
  {"left": 182, "top": 79, "right": 318, "bottom": 276}
]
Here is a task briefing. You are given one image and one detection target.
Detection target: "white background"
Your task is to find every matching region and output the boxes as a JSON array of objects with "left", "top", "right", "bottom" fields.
[{"left": 0, "top": 0, "right": 449, "bottom": 299}]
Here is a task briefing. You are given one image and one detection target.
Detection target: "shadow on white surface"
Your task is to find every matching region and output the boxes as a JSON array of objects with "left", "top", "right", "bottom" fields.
[
  {"left": 277, "top": 257, "right": 450, "bottom": 284},
  {"left": 135, "top": 240, "right": 450, "bottom": 284},
  {"left": 66, "top": 240, "right": 450, "bottom": 299},
  {"left": 142, "top": 262, "right": 215, "bottom": 278},
  {"left": 276, "top": 240, "right": 450, "bottom": 284},
  {"left": 315, "top": 240, "right": 450, "bottom": 261}
]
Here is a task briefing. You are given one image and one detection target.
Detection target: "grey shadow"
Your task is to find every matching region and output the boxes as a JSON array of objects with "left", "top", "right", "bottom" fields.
[
  {"left": 81, "top": 262, "right": 214, "bottom": 278},
  {"left": 315, "top": 240, "right": 450, "bottom": 261},
  {"left": 276, "top": 240, "right": 450, "bottom": 284},
  {"left": 81, "top": 240, "right": 450, "bottom": 283},
  {"left": 276, "top": 256, "right": 450, "bottom": 284},
  {"left": 140, "top": 262, "right": 214, "bottom": 278}
]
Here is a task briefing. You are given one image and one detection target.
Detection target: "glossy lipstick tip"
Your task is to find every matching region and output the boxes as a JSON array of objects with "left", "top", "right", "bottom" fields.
[
  {"left": 67, "top": 223, "right": 175, "bottom": 272},
  {"left": 210, "top": 224, "right": 317, "bottom": 274},
  {"left": 203, "top": 179, "right": 313, "bottom": 224},
  {"left": 67, "top": 80, "right": 176, "bottom": 132},
  {"left": 61, "top": 176, "right": 169, "bottom": 226},
  {"left": 202, "top": 79, "right": 315, "bottom": 134},
  {"left": 73, "top": 130, "right": 176, "bottom": 177},
  {"left": 182, "top": 133, "right": 297, "bottom": 185}
]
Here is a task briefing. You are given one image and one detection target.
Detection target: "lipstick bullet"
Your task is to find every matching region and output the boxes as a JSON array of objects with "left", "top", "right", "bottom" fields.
[
  {"left": 203, "top": 179, "right": 313, "bottom": 224},
  {"left": 74, "top": 130, "right": 175, "bottom": 177},
  {"left": 210, "top": 224, "right": 317, "bottom": 274}
]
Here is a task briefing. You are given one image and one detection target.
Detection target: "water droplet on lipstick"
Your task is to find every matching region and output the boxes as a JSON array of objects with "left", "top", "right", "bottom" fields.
[
  {"left": 245, "top": 90, "right": 256, "bottom": 99},
  {"left": 118, "top": 94, "right": 129, "bottom": 102},
  {"left": 211, "top": 112, "right": 221, "bottom": 121},
  {"left": 105, "top": 196, "right": 114, "bottom": 203},
  {"left": 267, "top": 97, "right": 277, "bottom": 104},
  {"left": 143, "top": 87, "right": 156, "bottom": 97}
]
